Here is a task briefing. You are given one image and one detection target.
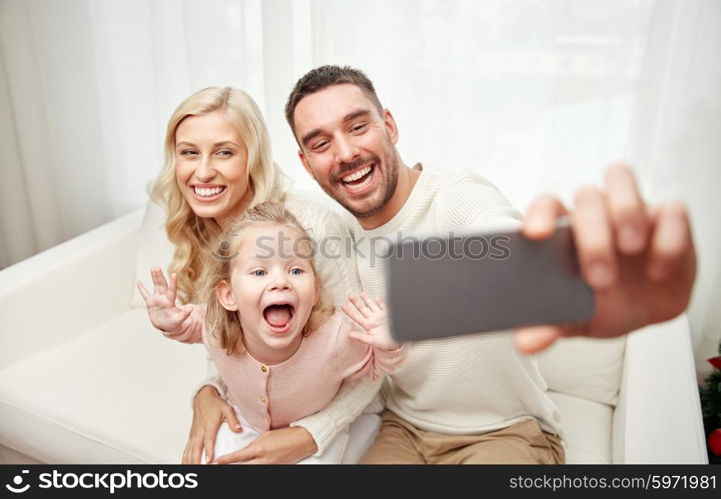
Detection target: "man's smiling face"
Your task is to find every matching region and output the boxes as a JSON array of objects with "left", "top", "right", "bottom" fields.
[{"left": 293, "top": 83, "right": 400, "bottom": 220}]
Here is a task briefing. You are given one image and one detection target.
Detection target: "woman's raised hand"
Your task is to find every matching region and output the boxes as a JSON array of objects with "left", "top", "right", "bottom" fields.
[
  {"left": 342, "top": 293, "right": 400, "bottom": 351},
  {"left": 137, "top": 267, "right": 194, "bottom": 333}
]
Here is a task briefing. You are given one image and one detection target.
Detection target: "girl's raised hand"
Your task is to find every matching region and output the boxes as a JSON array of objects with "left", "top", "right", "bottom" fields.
[
  {"left": 341, "top": 293, "right": 400, "bottom": 351},
  {"left": 137, "top": 267, "right": 194, "bottom": 333}
]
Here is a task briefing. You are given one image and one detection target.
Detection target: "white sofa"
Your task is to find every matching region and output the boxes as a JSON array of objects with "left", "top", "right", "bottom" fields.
[{"left": 0, "top": 203, "right": 708, "bottom": 464}]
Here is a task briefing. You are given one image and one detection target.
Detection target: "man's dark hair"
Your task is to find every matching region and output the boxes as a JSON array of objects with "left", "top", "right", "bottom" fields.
[{"left": 284, "top": 65, "right": 383, "bottom": 137}]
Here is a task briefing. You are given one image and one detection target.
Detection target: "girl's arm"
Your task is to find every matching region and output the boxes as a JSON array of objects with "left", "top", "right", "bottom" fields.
[{"left": 136, "top": 267, "right": 203, "bottom": 343}]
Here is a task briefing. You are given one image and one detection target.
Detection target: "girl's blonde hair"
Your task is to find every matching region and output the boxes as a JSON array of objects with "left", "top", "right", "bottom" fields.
[
  {"left": 203, "top": 202, "right": 335, "bottom": 355},
  {"left": 151, "top": 87, "right": 285, "bottom": 303}
]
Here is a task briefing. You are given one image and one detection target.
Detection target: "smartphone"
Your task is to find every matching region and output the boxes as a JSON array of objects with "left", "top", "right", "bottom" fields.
[{"left": 384, "top": 220, "right": 594, "bottom": 342}]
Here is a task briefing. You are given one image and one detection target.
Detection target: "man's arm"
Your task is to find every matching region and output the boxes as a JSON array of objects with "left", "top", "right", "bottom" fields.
[{"left": 435, "top": 170, "right": 525, "bottom": 235}]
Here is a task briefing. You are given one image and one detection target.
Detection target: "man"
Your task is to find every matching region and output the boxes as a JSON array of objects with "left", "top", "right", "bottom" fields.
[
  {"left": 281, "top": 65, "right": 696, "bottom": 463},
  {"left": 203, "top": 65, "right": 695, "bottom": 464}
]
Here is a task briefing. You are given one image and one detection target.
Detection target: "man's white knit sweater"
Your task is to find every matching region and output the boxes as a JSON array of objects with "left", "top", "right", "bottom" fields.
[{"left": 346, "top": 165, "right": 563, "bottom": 439}]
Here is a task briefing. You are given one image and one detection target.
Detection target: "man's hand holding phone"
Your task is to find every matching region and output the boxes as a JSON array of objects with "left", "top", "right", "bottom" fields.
[{"left": 515, "top": 163, "right": 696, "bottom": 353}]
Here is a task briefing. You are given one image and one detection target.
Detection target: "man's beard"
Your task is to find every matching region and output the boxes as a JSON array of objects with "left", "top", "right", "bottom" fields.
[{"left": 319, "top": 149, "right": 399, "bottom": 220}]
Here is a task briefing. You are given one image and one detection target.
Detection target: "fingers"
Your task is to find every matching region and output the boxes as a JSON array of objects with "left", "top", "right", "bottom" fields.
[
  {"left": 182, "top": 441, "right": 190, "bottom": 465},
  {"left": 523, "top": 194, "right": 569, "bottom": 240},
  {"left": 375, "top": 297, "right": 385, "bottom": 310},
  {"left": 605, "top": 163, "right": 650, "bottom": 254},
  {"left": 203, "top": 431, "right": 216, "bottom": 465},
  {"left": 360, "top": 292, "right": 379, "bottom": 312},
  {"left": 348, "top": 294, "right": 371, "bottom": 317},
  {"left": 645, "top": 202, "right": 693, "bottom": 282},
  {"left": 168, "top": 272, "right": 179, "bottom": 304},
  {"left": 342, "top": 301, "right": 367, "bottom": 325},
  {"left": 512, "top": 325, "right": 562, "bottom": 354},
  {"left": 183, "top": 438, "right": 203, "bottom": 465},
  {"left": 212, "top": 446, "right": 255, "bottom": 464},
  {"left": 572, "top": 186, "right": 617, "bottom": 289},
  {"left": 201, "top": 403, "right": 242, "bottom": 464},
  {"left": 136, "top": 281, "right": 151, "bottom": 301},
  {"left": 151, "top": 267, "right": 169, "bottom": 295},
  {"left": 182, "top": 442, "right": 196, "bottom": 465},
  {"left": 222, "top": 406, "right": 243, "bottom": 433}
]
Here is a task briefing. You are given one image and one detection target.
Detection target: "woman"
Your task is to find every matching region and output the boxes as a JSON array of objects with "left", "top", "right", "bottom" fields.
[{"left": 150, "top": 87, "right": 381, "bottom": 464}]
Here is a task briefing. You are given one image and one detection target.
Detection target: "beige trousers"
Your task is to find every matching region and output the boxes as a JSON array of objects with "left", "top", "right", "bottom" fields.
[{"left": 361, "top": 410, "right": 565, "bottom": 464}]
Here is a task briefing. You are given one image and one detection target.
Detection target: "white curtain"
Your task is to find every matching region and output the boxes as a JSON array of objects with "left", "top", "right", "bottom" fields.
[
  {"left": 1, "top": 0, "right": 719, "bottom": 365},
  {"left": 624, "top": 0, "right": 721, "bottom": 375}
]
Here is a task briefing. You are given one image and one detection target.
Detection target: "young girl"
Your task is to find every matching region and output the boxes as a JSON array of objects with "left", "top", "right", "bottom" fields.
[{"left": 138, "top": 202, "right": 405, "bottom": 463}]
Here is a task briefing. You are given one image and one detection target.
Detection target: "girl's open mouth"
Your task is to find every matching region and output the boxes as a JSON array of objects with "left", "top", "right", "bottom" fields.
[{"left": 262, "top": 304, "right": 296, "bottom": 333}]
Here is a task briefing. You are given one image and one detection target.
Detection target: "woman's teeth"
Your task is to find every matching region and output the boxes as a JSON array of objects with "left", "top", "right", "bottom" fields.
[
  {"left": 342, "top": 166, "right": 372, "bottom": 183},
  {"left": 193, "top": 186, "right": 225, "bottom": 197}
]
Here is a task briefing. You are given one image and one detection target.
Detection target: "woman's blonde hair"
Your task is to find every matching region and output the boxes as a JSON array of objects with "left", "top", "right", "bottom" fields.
[
  {"left": 203, "top": 202, "right": 335, "bottom": 355},
  {"left": 151, "top": 87, "right": 285, "bottom": 303}
]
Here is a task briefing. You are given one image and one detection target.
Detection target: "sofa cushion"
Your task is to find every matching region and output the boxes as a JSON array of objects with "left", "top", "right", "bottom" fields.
[
  {"left": 547, "top": 390, "right": 613, "bottom": 464},
  {"left": 0, "top": 444, "right": 42, "bottom": 464},
  {"left": 537, "top": 336, "right": 626, "bottom": 407},
  {"left": 0, "top": 309, "right": 206, "bottom": 463}
]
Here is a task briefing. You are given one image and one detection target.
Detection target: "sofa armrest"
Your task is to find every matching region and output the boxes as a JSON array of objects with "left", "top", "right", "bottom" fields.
[
  {"left": 612, "top": 314, "right": 707, "bottom": 463},
  {"left": 0, "top": 209, "right": 143, "bottom": 370}
]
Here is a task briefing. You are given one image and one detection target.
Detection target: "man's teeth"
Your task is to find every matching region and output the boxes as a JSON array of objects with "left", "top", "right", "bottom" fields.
[
  {"left": 342, "top": 166, "right": 372, "bottom": 183},
  {"left": 194, "top": 187, "right": 224, "bottom": 197}
]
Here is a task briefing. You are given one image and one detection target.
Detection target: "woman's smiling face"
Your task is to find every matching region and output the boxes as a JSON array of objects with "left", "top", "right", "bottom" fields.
[{"left": 174, "top": 111, "right": 254, "bottom": 221}]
